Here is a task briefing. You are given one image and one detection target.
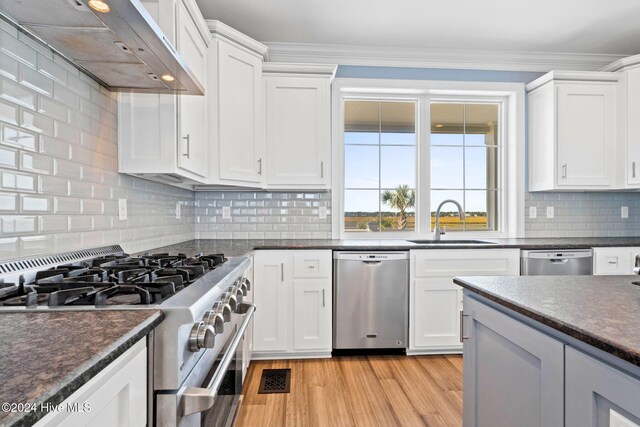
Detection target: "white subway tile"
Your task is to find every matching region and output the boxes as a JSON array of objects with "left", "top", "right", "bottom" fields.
[
  {"left": 54, "top": 158, "right": 82, "bottom": 179},
  {"left": 20, "top": 234, "right": 54, "bottom": 256},
  {"left": 0, "top": 237, "right": 19, "bottom": 258},
  {"left": 54, "top": 121, "right": 81, "bottom": 145},
  {"left": 81, "top": 198, "right": 102, "bottom": 214},
  {"left": 1, "top": 170, "right": 35, "bottom": 191},
  {"left": 0, "top": 192, "right": 17, "bottom": 212},
  {"left": 69, "top": 144, "right": 93, "bottom": 164},
  {"left": 81, "top": 230, "right": 104, "bottom": 248},
  {"left": 0, "top": 30, "right": 36, "bottom": 66},
  {"left": 0, "top": 51, "right": 19, "bottom": 81},
  {"left": 53, "top": 53, "right": 79, "bottom": 78},
  {"left": 21, "top": 152, "right": 53, "bottom": 174},
  {"left": 38, "top": 96, "right": 68, "bottom": 122},
  {"left": 53, "top": 83, "right": 79, "bottom": 110},
  {"left": 0, "top": 98, "right": 18, "bottom": 124},
  {"left": 92, "top": 215, "right": 112, "bottom": 229},
  {"left": 39, "top": 215, "right": 68, "bottom": 233},
  {"left": 36, "top": 54, "right": 67, "bottom": 85},
  {"left": 68, "top": 180, "right": 92, "bottom": 198},
  {"left": 1, "top": 124, "right": 36, "bottom": 151},
  {"left": 81, "top": 165, "right": 101, "bottom": 183},
  {"left": 39, "top": 136, "right": 70, "bottom": 159},
  {"left": 21, "top": 109, "right": 55, "bottom": 136},
  {"left": 0, "top": 147, "right": 17, "bottom": 169},
  {"left": 0, "top": 78, "right": 36, "bottom": 109},
  {"left": 38, "top": 175, "right": 68, "bottom": 195},
  {"left": 0, "top": 215, "right": 37, "bottom": 234},
  {"left": 54, "top": 196, "right": 81, "bottom": 214},
  {"left": 80, "top": 98, "right": 101, "bottom": 120},
  {"left": 67, "top": 73, "right": 91, "bottom": 99},
  {"left": 68, "top": 109, "right": 91, "bottom": 132},
  {"left": 21, "top": 194, "right": 51, "bottom": 212},
  {"left": 17, "top": 33, "right": 52, "bottom": 60},
  {"left": 18, "top": 64, "right": 53, "bottom": 96},
  {"left": 68, "top": 215, "right": 92, "bottom": 231},
  {"left": 91, "top": 183, "right": 112, "bottom": 200}
]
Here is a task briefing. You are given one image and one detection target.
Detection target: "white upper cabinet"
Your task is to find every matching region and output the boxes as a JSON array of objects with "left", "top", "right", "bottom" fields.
[
  {"left": 263, "top": 64, "right": 336, "bottom": 190},
  {"left": 602, "top": 55, "right": 640, "bottom": 188},
  {"left": 118, "top": 0, "right": 210, "bottom": 185},
  {"left": 205, "top": 21, "right": 268, "bottom": 187},
  {"left": 527, "top": 71, "right": 619, "bottom": 191}
]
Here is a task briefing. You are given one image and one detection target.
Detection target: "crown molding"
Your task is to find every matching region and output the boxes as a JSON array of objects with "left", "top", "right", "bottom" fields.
[
  {"left": 600, "top": 53, "right": 640, "bottom": 72},
  {"left": 206, "top": 20, "right": 269, "bottom": 60},
  {"left": 262, "top": 62, "right": 337, "bottom": 78},
  {"left": 265, "top": 42, "right": 627, "bottom": 73},
  {"left": 526, "top": 70, "right": 620, "bottom": 92}
]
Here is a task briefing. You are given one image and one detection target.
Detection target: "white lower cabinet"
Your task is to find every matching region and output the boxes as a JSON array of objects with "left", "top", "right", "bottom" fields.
[
  {"left": 409, "top": 249, "right": 520, "bottom": 354},
  {"left": 593, "top": 247, "right": 640, "bottom": 275},
  {"left": 253, "top": 250, "right": 332, "bottom": 358},
  {"left": 35, "top": 339, "right": 147, "bottom": 427}
]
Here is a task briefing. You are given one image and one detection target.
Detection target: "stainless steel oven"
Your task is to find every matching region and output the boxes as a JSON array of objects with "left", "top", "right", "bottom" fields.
[{"left": 157, "top": 303, "right": 255, "bottom": 427}]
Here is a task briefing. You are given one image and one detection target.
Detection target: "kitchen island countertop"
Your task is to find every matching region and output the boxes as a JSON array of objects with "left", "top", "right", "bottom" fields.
[
  {"left": 454, "top": 275, "right": 640, "bottom": 367},
  {"left": 0, "top": 310, "right": 162, "bottom": 427}
]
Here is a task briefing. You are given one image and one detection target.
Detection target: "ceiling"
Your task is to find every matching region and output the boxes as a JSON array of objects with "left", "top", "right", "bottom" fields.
[{"left": 196, "top": 0, "right": 640, "bottom": 57}]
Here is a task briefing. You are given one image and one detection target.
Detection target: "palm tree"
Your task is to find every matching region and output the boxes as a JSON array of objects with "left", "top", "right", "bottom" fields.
[{"left": 381, "top": 185, "right": 416, "bottom": 230}]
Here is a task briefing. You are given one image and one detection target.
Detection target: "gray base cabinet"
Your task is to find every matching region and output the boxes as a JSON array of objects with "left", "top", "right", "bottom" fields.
[
  {"left": 462, "top": 295, "right": 564, "bottom": 427},
  {"left": 464, "top": 293, "right": 640, "bottom": 427},
  {"left": 566, "top": 347, "right": 640, "bottom": 427}
]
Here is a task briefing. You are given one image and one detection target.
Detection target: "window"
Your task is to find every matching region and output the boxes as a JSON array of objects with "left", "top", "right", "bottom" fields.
[
  {"left": 343, "top": 100, "right": 417, "bottom": 233},
  {"left": 334, "top": 79, "right": 524, "bottom": 239},
  {"left": 430, "top": 103, "right": 500, "bottom": 232}
]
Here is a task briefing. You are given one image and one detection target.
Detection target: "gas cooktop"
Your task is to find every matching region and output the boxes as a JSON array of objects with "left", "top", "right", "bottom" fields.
[{"left": 0, "top": 251, "right": 227, "bottom": 308}]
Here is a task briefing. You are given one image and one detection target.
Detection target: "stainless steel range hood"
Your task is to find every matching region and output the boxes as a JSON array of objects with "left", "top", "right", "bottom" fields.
[{"left": 0, "top": 0, "right": 205, "bottom": 95}]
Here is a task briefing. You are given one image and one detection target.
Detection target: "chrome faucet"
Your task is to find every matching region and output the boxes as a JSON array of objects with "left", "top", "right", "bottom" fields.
[{"left": 433, "top": 199, "right": 465, "bottom": 240}]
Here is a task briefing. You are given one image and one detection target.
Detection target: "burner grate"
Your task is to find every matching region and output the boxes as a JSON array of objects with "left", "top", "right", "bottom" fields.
[{"left": 258, "top": 369, "right": 291, "bottom": 394}]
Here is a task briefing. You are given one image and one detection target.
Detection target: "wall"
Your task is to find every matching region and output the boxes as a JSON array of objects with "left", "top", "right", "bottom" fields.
[
  {"left": 194, "top": 191, "right": 331, "bottom": 239},
  {"left": 0, "top": 19, "right": 194, "bottom": 260}
]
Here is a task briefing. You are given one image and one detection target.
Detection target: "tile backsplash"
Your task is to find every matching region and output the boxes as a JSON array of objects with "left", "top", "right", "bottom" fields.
[
  {"left": 525, "top": 192, "right": 640, "bottom": 237},
  {"left": 0, "top": 19, "right": 194, "bottom": 260},
  {"left": 195, "top": 191, "right": 332, "bottom": 239}
]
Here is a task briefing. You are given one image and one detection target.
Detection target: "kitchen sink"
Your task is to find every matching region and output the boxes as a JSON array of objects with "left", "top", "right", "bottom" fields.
[{"left": 407, "top": 239, "right": 499, "bottom": 245}]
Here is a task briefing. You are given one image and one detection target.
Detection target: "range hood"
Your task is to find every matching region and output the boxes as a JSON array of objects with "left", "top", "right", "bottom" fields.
[{"left": 0, "top": 0, "right": 205, "bottom": 95}]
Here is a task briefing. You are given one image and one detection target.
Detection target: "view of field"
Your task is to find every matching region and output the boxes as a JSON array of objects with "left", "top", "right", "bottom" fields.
[{"left": 344, "top": 212, "right": 489, "bottom": 232}]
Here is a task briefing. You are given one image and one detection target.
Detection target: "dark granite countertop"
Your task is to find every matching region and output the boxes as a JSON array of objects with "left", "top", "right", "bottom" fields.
[
  {"left": 453, "top": 275, "right": 640, "bottom": 367},
  {"left": 143, "top": 237, "right": 640, "bottom": 257},
  {"left": 0, "top": 310, "right": 162, "bottom": 427}
]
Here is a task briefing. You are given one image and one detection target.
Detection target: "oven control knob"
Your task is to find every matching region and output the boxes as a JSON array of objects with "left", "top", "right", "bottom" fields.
[
  {"left": 232, "top": 286, "right": 244, "bottom": 302},
  {"left": 242, "top": 277, "right": 251, "bottom": 291},
  {"left": 188, "top": 321, "right": 216, "bottom": 352},
  {"left": 202, "top": 310, "right": 224, "bottom": 333},
  {"left": 238, "top": 281, "right": 248, "bottom": 296},
  {"left": 223, "top": 292, "right": 238, "bottom": 312},
  {"left": 213, "top": 301, "right": 232, "bottom": 322}
]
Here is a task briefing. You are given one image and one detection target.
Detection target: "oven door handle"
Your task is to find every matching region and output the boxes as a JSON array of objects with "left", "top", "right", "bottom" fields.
[{"left": 181, "top": 303, "right": 256, "bottom": 416}]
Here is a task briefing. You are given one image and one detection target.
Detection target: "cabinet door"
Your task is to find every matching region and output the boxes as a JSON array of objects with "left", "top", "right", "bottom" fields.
[
  {"left": 253, "top": 252, "right": 289, "bottom": 352},
  {"left": 566, "top": 346, "right": 640, "bottom": 427},
  {"left": 626, "top": 69, "right": 640, "bottom": 186},
  {"left": 34, "top": 339, "right": 147, "bottom": 427},
  {"left": 292, "top": 279, "right": 331, "bottom": 351},
  {"left": 176, "top": 0, "right": 208, "bottom": 177},
  {"left": 557, "top": 83, "right": 615, "bottom": 187},
  {"left": 413, "top": 278, "right": 462, "bottom": 350},
  {"left": 265, "top": 77, "right": 329, "bottom": 187},
  {"left": 217, "top": 42, "right": 263, "bottom": 184},
  {"left": 463, "top": 295, "right": 564, "bottom": 427},
  {"left": 594, "top": 248, "right": 632, "bottom": 275}
]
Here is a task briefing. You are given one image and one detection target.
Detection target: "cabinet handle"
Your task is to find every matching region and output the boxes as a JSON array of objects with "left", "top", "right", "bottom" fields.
[
  {"left": 633, "top": 162, "right": 637, "bottom": 178},
  {"left": 562, "top": 163, "right": 567, "bottom": 179},
  {"left": 460, "top": 311, "right": 470, "bottom": 342},
  {"left": 280, "top": 263, "right": 284, "bottom": 282},
  {"left": 182, "top": 134, "right": 190, "bottom": 158},
  {"left": 608, "top": 260, "right": 618, "bottom": 264},
  {"left": 258, "top": 158, "right": 263, "bottom": 175},
  {"left": 320, "top": 161, "right": 324, "bottom": 178},
  {"left": 322, "top": 289, "right": 325, "bottom": 307}
]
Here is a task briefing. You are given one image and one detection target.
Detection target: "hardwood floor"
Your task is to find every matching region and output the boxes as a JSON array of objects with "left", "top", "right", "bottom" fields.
[{"left": 236, "top": 355, "right": 463, "bottom": 427}]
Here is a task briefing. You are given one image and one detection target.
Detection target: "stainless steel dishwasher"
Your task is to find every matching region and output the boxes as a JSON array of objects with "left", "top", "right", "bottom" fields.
[
  {"left": 333, "top": 252, "right": 409, "bottom": 349},
  {"left": 521, "top": 249, "right": 593, "bottom": 275}
]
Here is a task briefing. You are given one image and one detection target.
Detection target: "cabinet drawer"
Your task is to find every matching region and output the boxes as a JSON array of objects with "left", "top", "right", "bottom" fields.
[
  {"left": 293, "top": 251, "right": 331, "bottom": 278},
  {"left": 412, "top": 249, "right": 520, "bottom": 278},
  {"left": 593, "top": 248, "right": 638, "bottom": 275}
]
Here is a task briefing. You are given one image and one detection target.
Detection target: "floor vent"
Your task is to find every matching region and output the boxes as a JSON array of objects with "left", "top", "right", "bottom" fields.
[{"left": 258, "top": 368, "right": 291, "bottom": 394}]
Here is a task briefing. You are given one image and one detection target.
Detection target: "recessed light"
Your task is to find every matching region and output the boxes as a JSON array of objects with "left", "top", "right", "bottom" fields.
[
  {"left": 161, "top": 74, "right": 175, "bottom": 82},
  {"left": 88, "top": 0, "right": 110, "bottom": 13},
  {"left": 435, "top": 124, "right": 444, "bottom": 128}
]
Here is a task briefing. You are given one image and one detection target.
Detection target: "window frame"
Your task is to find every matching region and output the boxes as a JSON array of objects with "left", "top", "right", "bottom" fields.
[{"left": 331, "top": 78, "right": 525, "bottom": 240}]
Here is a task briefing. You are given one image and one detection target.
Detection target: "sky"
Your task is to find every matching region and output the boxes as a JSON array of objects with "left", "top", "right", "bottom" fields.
[{"left": 344, "top": 132, "right": 497, "bottom": 214}]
